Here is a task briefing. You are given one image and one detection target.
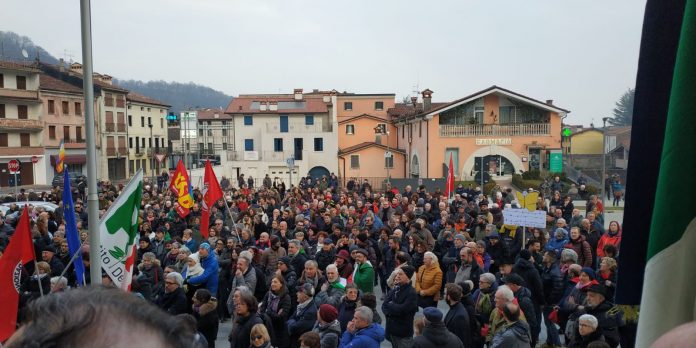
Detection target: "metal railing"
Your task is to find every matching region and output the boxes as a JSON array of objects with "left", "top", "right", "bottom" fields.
[
  {"left": 439, "top": 123, "right": 551, "bottom": 137},
  {"left": 265, "top": 123, "right": 331, "bottom": 133}
]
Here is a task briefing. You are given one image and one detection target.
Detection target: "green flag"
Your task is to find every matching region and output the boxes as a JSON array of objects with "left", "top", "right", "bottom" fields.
[
  {"left": 637, "top": 1, "right": 696, "bottom": 345},
  {"left": 100, "top": 170, "right": 143, "bottom": 290}
]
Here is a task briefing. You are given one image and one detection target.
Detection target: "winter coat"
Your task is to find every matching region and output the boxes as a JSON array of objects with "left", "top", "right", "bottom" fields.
[
  {"left": 565, "top": 235, "right": 593, "bottom": 267},
  {"left": 545, "top": 236, "right": 569, "bottom": 257},
  {"left": 352, "top": 262, "right": 375, "bottom": 294},
  {"left": 312, "top": 320, "right": 341, "bottom": 348},
  {"left": 487, "top": 306, "right": 527, "bottom": 343},
  {"left": 231, "top": 266, "right": 257, "bottom": 295},
  {"left": 412, "top": 322, "right": 464, "bottom": 348},
  {"left": 490, "top": 320, "right": 531, "bottom": 348},
  {"left": 338, "top": 323, "right": 385, "bottom": 348},
  {"left": 260, "top": 289, "right": 292, "bottom": 348},
  {"left": 472, "top": 285, "right": 497, "bottom": 327},
  {"left": 513, "top": 287, "right": 539, "bottom": 339},
  {"left": 315, "top": 279, "right": 346, "bottom": 308},
  {"left": 597, "top": 231, "right": 622, "bottom": 258},
  {"left": 156, "top": 287, "right": 188, "bottom": 315},
  {"left": 541, "top": 262, "right": 564, "bottom": 305},
  {"left": 188, "top": 253, "right": 219, "bottom": 294},
  {"left": 445, "top": 302, "right": 472, "bottom": 348},
  {"left": 338, "top": 299, "right": 358, "bottom": 332},
  {"left": 382, "top": 282, "right": 418, "bottom": 338},
  {"left": 228, "top": 313, "right": 263, "bottom": 348},
  {"left": 454, "top": 260, "right": 483, "bottom": 289},
  {"left": 315, "top": 249, "right": 336, "bottom": 273},
  {"left": 261, "top": 246, "right": 287, "bottom": 276},
  {"left": 193, "top": 299, "right": 219, "bottom": 348},
  {"left": 568, "top": 329, "right": 606, "bottom": 348},
  {"left": 572, "top": 300, "right": 624, "bottom": 348},
  {"left": 289, "top": 251, "right": 308, "bottom": 278},
  {"left": 512, "top": 258, "right": 544, "bottom": 306},
  {"left": 287, "top": 299, "right": 318, "bottom": 338},
  {"left": 416, "top": 262, "right": 443, "bottom": 302}
]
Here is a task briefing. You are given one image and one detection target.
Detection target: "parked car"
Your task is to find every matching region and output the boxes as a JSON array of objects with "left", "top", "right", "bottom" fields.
[{"left": 0, "top": 201, "right": 59, "bottom": 218}]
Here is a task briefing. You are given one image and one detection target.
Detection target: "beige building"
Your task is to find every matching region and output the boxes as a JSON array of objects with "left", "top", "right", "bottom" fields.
[
  {"left": 0, "top": 61, "right": 44, "bottom": 186},
  {"left": 127, "top": 92, "right": 170, "bottom": 179}
]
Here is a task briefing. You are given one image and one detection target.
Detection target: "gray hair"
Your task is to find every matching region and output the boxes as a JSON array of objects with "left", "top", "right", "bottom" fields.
[
  {"left": 424, "top": 251, "right": 438, "bottom": 264},
  {"left": 289, "top": 239, "right": 302, "bottom": 248},
  {"left": 234, "top": 285, "right": 252, "bottom": 297},
  {"left": 326, "top": 264, "right": 338, "bottom": 273},
  {"left": 50, "top": 276, "right": 68, "bottom": 289},
  {"left": 179, "top": 246, "right": 191, "bottom": 255},
  {"left": 557, "top": 218, "right": 566, "bottom": 225},
  {"left": 579, "top": 314, "right": 599, "bottom": 330},
  {"left": 166, "top": 272, "right": 184, "bottom": 287},
  {"left": 480, "top": 273, "right": 496, "bottom": 284},
  {"left": 239, "top": 250, "right": 253, "bottom": 264},
  {"left": 496, "top": 285, "right": 515, "bottom": 302},
  {"left": 142, "top": 252, "right": 156, "bottom": 262},
  {"left": 561, "top": 248, "right": 579, "bottom": 263},
  {"left": 305, "top": 260, "right": 318, "bottom": 269},
  {"left": 354, "top": 306, "right": 373, "bottom": 323}
]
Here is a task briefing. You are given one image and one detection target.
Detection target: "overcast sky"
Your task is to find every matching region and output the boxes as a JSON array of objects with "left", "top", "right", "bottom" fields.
[{"left": 4, "top": 0, "right": 645, "bottom": 126}]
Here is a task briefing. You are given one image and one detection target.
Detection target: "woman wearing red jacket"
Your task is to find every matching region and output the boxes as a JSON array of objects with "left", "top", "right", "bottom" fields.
[{"left": 596, "top": 221, "right": 622, "bottom": 258}]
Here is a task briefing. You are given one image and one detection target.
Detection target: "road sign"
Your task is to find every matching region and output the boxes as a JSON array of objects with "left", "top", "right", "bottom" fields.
[
  {"left": 8, "top": 159, "right": 20, "bottom": 174},
  {"left": 31, "top": 156, "right": 39, "bottom": 164},
  {"left": 286, "top": 157, "right": 295, "bottom": 168},
  {"left": 549, "top": 149, "right": 563, "bottom": 173},
  {"left": 155, "top": 154, "right": 166, "bottom": 163}
]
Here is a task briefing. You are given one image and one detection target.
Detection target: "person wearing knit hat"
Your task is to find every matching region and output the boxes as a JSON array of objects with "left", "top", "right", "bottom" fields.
[
  {"left": 581, "top": 267, "right": 596, "bottom": 281},
  {"left": 334, "top": 249, "right": 354, "bottom": 279},
  {"left": 186, "top": 241, "right": 219, "bottom": 294},
  {"left": 278, "top": 256, "right": 292, "bottom": 267},
  {"left": 414, "top": 307, "right": 464, "bottom": 347},
  {"left": 313, "top": 304, "right": 342, "bottom": 347},
  {"left": 287, "top": 283, "right": 318, "bottom": 343},
  {"left": 382, "top": 264, "right": 418, "bottom": 347}
]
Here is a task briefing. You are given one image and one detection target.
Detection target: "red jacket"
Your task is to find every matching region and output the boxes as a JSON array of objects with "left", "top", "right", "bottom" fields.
[{"left": 597, "top": 231, "right": 622, "bottom": 258}]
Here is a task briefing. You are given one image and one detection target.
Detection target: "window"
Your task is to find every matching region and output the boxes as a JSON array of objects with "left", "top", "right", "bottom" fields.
[
  {"left": 105, "top": 93, "right": 113, "bottom": 107},
  {"left": 62, "top": 101, "right": 69, "bottom": 115},
  {"left": 141, "top": 138, "right": 145, "bottom": 147},
  {"left": 198, "top": 143, "right": 204, "bottom": 151},
  {"left": 445, "top": 148, "right": 460, "bottom": 176},
  {"left": 208, "top": 142, "right": 213, "bottom": 150},
  {"left": 222, "top": 143, "right": 228, "bottom": 150},
  {"left": 244, "top": 115, "right": 253, "bottom": 125},
  {"left": 244, "top": 139, "right": 254, "bottom": 151},
  {"left": 16, "top": 76, "right": 26, "bottom": 90},
  {"left": 344, "top": 102, "right": 353, "bottom": 110},
  {"left": 401, "top": 125, "right": 404, "bottom": 137},
  {"left": 128, "top": 115, "right": 132, "bottom": 126},
  {"left": 222, "top": 128, "right": 227, "bottom": 136},
  {"left": 129, "top": 137, "right": 133, "bottom": 148},
  {"left": 147, "top": 117, "right": 152, "bottom": 127},
  {"left": 385, "top": 153, "right": 394, "bottom": 168},
  {"left": 346, "top": 124, "right": 355, "bottom": 135},
  {"left": 49, "top": 126, "right": 56, "bottom": 139},
  {"left": 160, "top": 119, "right": 163, "bottom": 128},
  {"left": 350, "top": 155, "right": 359, "bottom": 168},
  {"left": 375, "top": 101, "right": 384, "bottom": 110},
  {"left": 0, "top": 104, "right": 4, "bottom": 118},
  {"left": 48, "top": 100, "right": 55, "bottom": 114},
  {"left": 63, "top": 126, "right": 70, "bottom": 140},
  {"left": 207, "top": 128, "right": 212, "bottom": 136},
  {"left": 76, "top": 126, "right": 82, "bottom": 141},
  {"left": 475, "top": 106, "right": 484, "bottom": 124},
  {"left": 305, "top": 115, "right": 314, "bottom": 125},
  {"left": 148, "top": 138, "right": 152, "bottom": 148},
  {"left": 20, "top": 133, "right": 30, "bottom": 147},
  {"left": 314, "top": 138, "right": 323, "bottom": 151},
  {"left": 116, "top": 95, "right": 125, "bottom": 108},
  {"left": 274, "top": 138, "right": 283, "bottom": 152},
  {"left": 75, "top": 102, "right": 82, "bottom": 116},
  {"left": 0, "top": 133, "right": 7, "bottom": 147},
  {"left": 17, "top": 105, "right": 27, "bottom": 119},
  {"left": 141, "top": 117, "right": 145, "bottom": 127},
  {"left": 0, "top": 74, "right": 3, "bottom": 88},
  {"left": 198, "top": 129, "right": 203, "bottom": 136}
]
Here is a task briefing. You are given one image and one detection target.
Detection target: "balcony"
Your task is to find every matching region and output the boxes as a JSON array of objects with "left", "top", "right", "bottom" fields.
[
  {"left": 105, "top": 147, "right": 128, "bottom": 157},
  {"left": 439, "top": 123, "right": 551, "bottom": 137},
  {"left": 103, "top": 123, "right": 127, "bottom": 133},
  {"left": 65, "top": 139, "right": 86, "bottom": 149},
  {"left": 265, "top": 123, "right": 330, "bottom": 133},
  {"left": 0, "top": 89, "right": 40, "bottom": 101},
  {"left": 0, "top": 118, "right": 43, "bottom": 132},
  {"left": 117, "top": 123, "right": 126, "bottom": 132}
]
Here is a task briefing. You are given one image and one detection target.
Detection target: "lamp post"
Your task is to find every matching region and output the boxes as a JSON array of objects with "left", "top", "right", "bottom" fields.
[
  {"left": 601, "top": 117, "right": 609, "bottom": 209},
  {"left": 385, "top": 130, "right": 391, "bottom": 185},
  {"left": 148, "top": 122, "right": 154, "bottom": 183}
]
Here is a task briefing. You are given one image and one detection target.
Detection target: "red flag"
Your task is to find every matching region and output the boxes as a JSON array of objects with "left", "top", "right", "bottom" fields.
[
  {"left": 0, "top": 207, "right": 36, "bottom": 341},
  {"left": 445, "top": 153, "right": 455, "bottom": 199},
  {"left": 201, "top": 160, "right": 223, "bottom": 239},
  {"left": 169, "top": 159, "right": 194, "bottom": 218}
]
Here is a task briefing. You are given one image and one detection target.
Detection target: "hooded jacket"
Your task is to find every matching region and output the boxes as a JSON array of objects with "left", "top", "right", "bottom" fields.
[
  {"left": 188, "top": 252, "right": 219, "bottom": 294},
  {"left": 339, "top": 323, "right": 385, "bottom": 348},
  {"left": 565, "top": 235, "right": 593, "bottom": 268},
  {"left": 194, "top": 298, "right": 219, "bottom": 348},
  {"left": 412, "top": 321, "right": 464, "bottom": 348},
  {"left": 312, "top": 319, "right": 341, "bottom": 348},
  {"left": 490, "top": 320, "right": 531, "bottom": 348},
  {"left": 597, "top": 229, "right": 622, "bottom": 258},
  {"left": 512, "top": 258, "right": 544, "bottom": 306}
]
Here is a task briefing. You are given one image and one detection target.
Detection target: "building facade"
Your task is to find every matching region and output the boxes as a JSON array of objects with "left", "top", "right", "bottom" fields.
[
  {"left": 126, "top": 92, "right": 170, "bottom": 180},
  {"left": 336, "top": 93, "right": 406, "bottom": 184},
  {"left": 225, "top": 89, "right": 338, "bottom": 185},
  {"left": 393, "top": 86, "right": 568, "bottom": 180},
  {"left": 0, "top": 61, "right": 44, "bottom": 186},
  {"left": 195, "top": 108, "right": 234, "bottom": 165}
]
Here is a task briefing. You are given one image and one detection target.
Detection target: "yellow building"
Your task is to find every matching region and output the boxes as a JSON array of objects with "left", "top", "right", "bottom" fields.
[{"left": 566, "top": 128, "right": 603, "bottom": 155}]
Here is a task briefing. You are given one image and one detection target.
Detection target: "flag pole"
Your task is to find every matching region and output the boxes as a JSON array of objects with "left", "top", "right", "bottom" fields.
[
  {"left": 58, "top": 238, "right": 88, "bottom": 286},
  {"left": 80, "top": 0, "right": 102, "bottom": 285}
]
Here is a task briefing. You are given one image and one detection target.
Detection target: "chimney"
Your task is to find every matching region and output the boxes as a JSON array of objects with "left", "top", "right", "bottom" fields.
[
  {"left": 70, "top": 62, "right": 83, "bottom": 74},
  {"left": 269, "top": 101, "right": 278, "bottom": 111},
  {"left": 410, "top": 96, "right": 418, "bottom": 108},
  {"left": 294, "top": 88, "right": 303, "bottom": 101},
  {"left": 59, "top": 58, "right": 65, "bottom": 73},
  {"left": 101, "top": 74, "right": 113, "bottom": 85},
  {"left": 322, "top": 94, "right": 331, "bottom": 103},
  {"left": 546, "top": 99, "right": 554, "bottom": 105},
  {"left": 259, "top": 101, "right": 267, "bottom": 111},
  {"left": 422, "top": 89, "right": 433, "bottom": 111}
]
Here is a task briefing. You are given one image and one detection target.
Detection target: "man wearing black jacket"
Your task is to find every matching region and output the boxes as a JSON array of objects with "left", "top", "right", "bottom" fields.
[
  {"left": 512, "top": 249, "right": 544, "bottom": 345},
  {"left": 382, "top": 265, "right": 418, "bottom": 348},
  {"left": 541, "top": 251, "right": 564, "bottom": 348},
  {"left": 444, "top": 283, "right": 472, "bottom": 348}
]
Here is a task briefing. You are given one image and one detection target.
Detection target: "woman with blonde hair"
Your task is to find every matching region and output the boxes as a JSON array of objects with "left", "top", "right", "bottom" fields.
[
  {"left": 415, "top": 251, "right": 443, "bottom": 308},
  {"left": 250, "top": 323, "right": 273, "bottom": 348}
]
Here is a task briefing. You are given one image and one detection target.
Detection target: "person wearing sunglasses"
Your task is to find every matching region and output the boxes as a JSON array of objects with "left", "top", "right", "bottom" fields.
[{"left": 249, "top": 323, "right": 273, "bottom": 348}]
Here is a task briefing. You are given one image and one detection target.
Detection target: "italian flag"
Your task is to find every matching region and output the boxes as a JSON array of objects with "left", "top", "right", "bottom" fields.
[
  {"left": 636, "top": 1, "right": 696, "bottom": 345},
  {"left": 100, "top": 170, "right": 143, "bottom": 290}
]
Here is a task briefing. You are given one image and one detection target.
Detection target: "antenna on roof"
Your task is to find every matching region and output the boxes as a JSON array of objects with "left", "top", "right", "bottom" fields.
[{"left": 63, "top": 49, "right": 75, "bottom": 64}]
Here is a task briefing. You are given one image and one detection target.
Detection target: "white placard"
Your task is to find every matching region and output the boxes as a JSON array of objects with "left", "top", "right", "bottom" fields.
[{"left": 502, "top": 209, "right": 547, "bottom": 228}]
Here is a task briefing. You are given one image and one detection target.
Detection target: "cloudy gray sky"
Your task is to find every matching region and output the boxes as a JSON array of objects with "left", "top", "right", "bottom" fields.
[{"left": 4, "top": 0, "right": 645, "bottom": 125}]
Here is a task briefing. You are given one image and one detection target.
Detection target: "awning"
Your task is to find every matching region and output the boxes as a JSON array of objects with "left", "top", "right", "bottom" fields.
[{"left": 49, "top": 154, "right": 87, "bottom": 167}]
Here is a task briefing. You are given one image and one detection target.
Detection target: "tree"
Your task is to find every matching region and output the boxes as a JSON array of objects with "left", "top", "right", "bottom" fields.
[{"left": 608, "top": 88, "right": 635, "bottom": 126}]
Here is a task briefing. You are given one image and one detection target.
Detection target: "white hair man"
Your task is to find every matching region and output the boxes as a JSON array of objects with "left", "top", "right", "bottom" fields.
[{"left": 340, "top": 306, "right": 385, "bottom": 347}]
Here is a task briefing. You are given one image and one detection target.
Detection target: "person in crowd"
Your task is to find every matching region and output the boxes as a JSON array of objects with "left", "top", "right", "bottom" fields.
[
  {"left": 565, "top": 227, "right": 594, "bottom": 268},
  {"left": 490, "top": 303, "right": 531, "bottom": 348},
  {"left": 487, "top": 285, "right": 527, "bottom": 343},
  {"left": 352, "top": 248, "right": 375, "bottom": 294},
  {"left": 444, "top": 283, "right": 472, "bottom": 348},
  {"left": 288, "top": 283, "right": 319, "bottom": 347},
  {"left": 192, "top": 288, "right": 219, "bottom": 348},
  {"left": 570, "top": 285, "right": 623, "bottom": 348},
  {"left": 455, "top": 246, "right": 483, "bottom": 287},
  {"left": 338, "top": 284, "right": 360, "bottom": 332},
  {"left": 382, "top": 265, "right": 418, "bottom": 348},
  {"left": 20, "top": 261, "right": 51, "bottom": 307},
  {"left": 597, "top": 221, "right": 622, "bottom": 259},
  {"left": 41, "top": 245, "right": 65, "bottom": 277},
  {"left": 412, "top": 307, "right": 464, "bottom": 348},
  {"left": 568, "top": 314, "right": 606, "bottom": 348},
  {"left": 315, "top": 264, "right": 345, "bottom": 308},
  {"left": 231, "top": 253, "right": 257, "bottom": 295},
  {"left": 50, "top": 276, "right": 69, "bottom": 293},
  {"left": 260, "top": 274, "right": 292, "bottom": 348},
  {"left": 597, "top": 257, "right": 618, "bottom": 300},
  {"left": 313, "top": 304, "right": 342, "bottom": 348},
  {"left": 288, "top": 239, "right": 309, "bottom": 277},
  {"left": 338, "top": 306, "right": 385, "bottom": 348},
  {"left": 334, "top": 249, "right": 354, "bottom": 280},
  {"left": 360, "top": 293, "right": 382, "bottom": 325},
  {"left": 228, "top": 292, "right": 264, "bottom": 348},
  {"left": 503, "top": 274, "right": 539, "bottom": 347},
  {"left": 545, "top": 228, "right": 569, "bottom": 257},
  {"left": 415, "top": 251, "right": 443, "bottom": 308},
  {"left": 299, "top": 331, "right": 321, "bottom": 348},
  {"left": 156, "top": 272, "right": 188, "bottom": 315},
  {"left": 188, "top": 243, "right": 219, "bottom": 295},
  {"left": 540, "top": 250, "right": 564, "bottom": 348},
  {"left": 250, "top": 323, "right": 274, "bottom": 348}
]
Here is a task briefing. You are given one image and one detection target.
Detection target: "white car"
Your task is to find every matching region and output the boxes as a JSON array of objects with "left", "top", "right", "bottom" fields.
[{"left": 0, "top": 201, "right": 59, "bottom": 218}]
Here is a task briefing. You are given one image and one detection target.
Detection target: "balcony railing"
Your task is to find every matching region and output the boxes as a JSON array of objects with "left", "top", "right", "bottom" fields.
[
  {"left": 117, "top": 123, "right": 126, "bottom": 132},
  {"left": 106, "top": 147, "right": 128, "bottom": 156},
  {"left": 104, "top": 123, "right": 127, "bottom": 132},
  {"left": 266, "top": 123, "right": 330, "bottom": 133},
  {"left": 0, "top": 118, "right": 43, "bottom": 132},
  {"left": 0, "top": 89, "right": 39, "bottom": 101},
  {"left": 226, "top": 150, "right": 298, "bottom": 162},
  {"left": 439, "top": 123, "right": 551, "bottom": 137}
]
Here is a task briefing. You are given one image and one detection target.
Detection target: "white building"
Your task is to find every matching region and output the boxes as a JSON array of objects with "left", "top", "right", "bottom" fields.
[{"left": 225, "top": 89, "right": 338, "bottom": 185}]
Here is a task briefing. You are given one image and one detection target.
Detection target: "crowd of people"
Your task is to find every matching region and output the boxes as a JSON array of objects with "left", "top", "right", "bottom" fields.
[{"left": 0, "top": 172, "right": 633, "bottom": 348}]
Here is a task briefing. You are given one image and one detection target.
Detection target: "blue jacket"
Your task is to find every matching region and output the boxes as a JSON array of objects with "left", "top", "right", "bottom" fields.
[
  {"left": 545, "top": 237, "right": 568, "bottom": 256},
  {"left": 188, "top": 253, "right": 219, "bottom": 294},
  {"left": 339, "top": 323, "right": 385, "bottom": 348}
]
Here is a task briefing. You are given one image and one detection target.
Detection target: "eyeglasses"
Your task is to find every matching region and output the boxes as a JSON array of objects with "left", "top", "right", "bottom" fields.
[
  {"left": 252, "top": 335, "right": 264, "bottom": 341},
  {"left": 165, "top": 281, "right": 177, "bottom": 285}
]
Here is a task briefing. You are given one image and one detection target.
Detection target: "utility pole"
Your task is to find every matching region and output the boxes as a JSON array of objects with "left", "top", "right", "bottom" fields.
[{"left": 601, "top": 117, "right": 609, "bottom": 210}]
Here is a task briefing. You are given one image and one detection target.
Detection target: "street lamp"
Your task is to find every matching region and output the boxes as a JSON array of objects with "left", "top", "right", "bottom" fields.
[
  {"left": 601, "top": 117, "right": 609, "bottom": 210},
  {"left": 148, "top": 122, "right": 154, "bottom": 183},
  {"left": 385, "top": 130, "right": 391, "bottom": 185}
]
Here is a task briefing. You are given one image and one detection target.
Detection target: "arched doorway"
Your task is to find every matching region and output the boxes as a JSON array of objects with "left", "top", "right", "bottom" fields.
[
  {"left": 462, "top": 146, "right": 525, "bottom": 179},
  {"left": 480, "top": 155, "right": 516, "bottom": 176},
  {"left": 410, "top": 154, "right": 420, "bottom": 178},
  {"left": 308, "top": 166, "right": 330, "bottom": 180}
]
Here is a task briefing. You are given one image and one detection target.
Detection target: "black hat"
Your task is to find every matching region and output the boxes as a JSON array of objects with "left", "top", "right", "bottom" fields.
[
  {"left": 423, "top": 307, "right": 443, "bottom": 323},
  {"left": 479, "top": 200, "right": 489, "bottom": 207},
  {"left": 401, "top": 265, "right": 416, "bottom": 279},
  {"left": 504, "top": 273, "right": 525, "bottom": 287},
  {"left": 278, "top": 256, "right": 291, "bottom": 266},
  {"left": 42, "top": 245, "right": 56, "bottom": 254},
  {"left": 518, "top": 249, "right": 532, "bottom": 261},
  {"left": 587, "top": 284, "right": 607, "bottom": 297},
  {"left": 355, "top": 248, "right": 369, "bottom": 257}
]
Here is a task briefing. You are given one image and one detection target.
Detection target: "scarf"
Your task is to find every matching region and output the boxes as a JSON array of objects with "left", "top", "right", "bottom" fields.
[
  {"left": 296, "top": 298, "right": 312, "bottom": 313},
  {"left": 268, "top": 292, "right": 280, "bottom": 313},
  {"left": 329, "top": 277, "right": 347, "bottom": 291},
  {"left": 475, "top": 290, "right": 493, "bottom": 316}
]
